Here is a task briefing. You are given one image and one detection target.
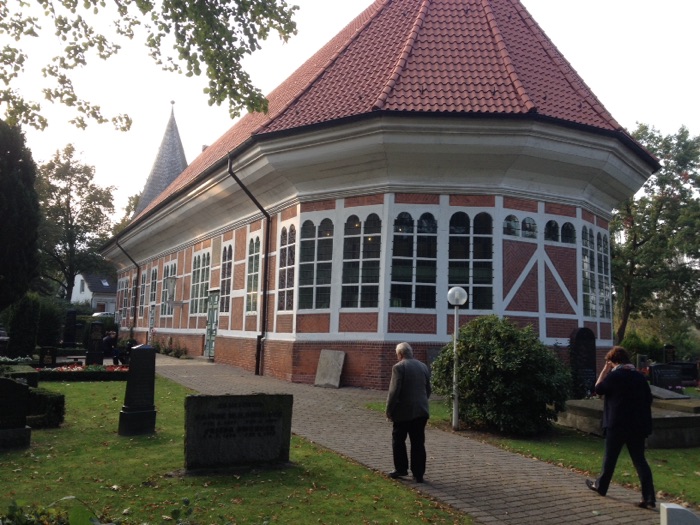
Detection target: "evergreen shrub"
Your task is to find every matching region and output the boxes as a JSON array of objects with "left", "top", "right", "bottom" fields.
[
  {"left": 431, "top": 315, "right": 571, "bottom": 436},
  {"left": 27, "top": 387, "right": 65, "bottom": 428}
]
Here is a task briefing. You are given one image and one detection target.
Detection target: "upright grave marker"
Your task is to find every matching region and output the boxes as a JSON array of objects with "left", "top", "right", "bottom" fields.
[
  {"left": 569, "top": 328, "right": 597, "bottom": 399},
  {"left": 0, "top": 377, "right": 31, "bottom": 449},
  {"left": 185, "top": 394, "right": 293, "bottom": 472},
  {"left": 118, "top": 344, "right": 157, "bottom": 436}
]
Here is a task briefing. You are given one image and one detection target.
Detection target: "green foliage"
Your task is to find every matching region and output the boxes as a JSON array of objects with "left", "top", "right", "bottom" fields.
[
  {"left": 153, "top": 336, "right": 188, "bottom": 358},
  {"left": 620, "top": 330, "right": 664, "bottom": 362},
  {"left": 1, "top": 1, "right": 298, "bottom": 130},
  {"left": 431, "top": 315, "right": 571, "bottom": 436},
  {"left": 36, "top": 297, "right": 67, "bottom": 348},
  {"left": 36, "top": 145, "right": 116, "bottom": 301},
  {"left": 0, "top": 501, "right": 69, "bottom": 525},
  {"left": 612, "top": 124, "right": 700, "bottom": 343},
  {"left": 5, "top": 294, "right": 41, "bottom": 359},
  {"left": 0, "top": 121, "right": 40, "bottom": 313},
  {"left": 27, "top": 387, "right": 66, "bottom": 429}
]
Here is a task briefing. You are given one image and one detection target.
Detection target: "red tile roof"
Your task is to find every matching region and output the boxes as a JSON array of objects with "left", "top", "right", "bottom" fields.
[{"left": 134, "top": 0, "right": 633, "bottom": 222}]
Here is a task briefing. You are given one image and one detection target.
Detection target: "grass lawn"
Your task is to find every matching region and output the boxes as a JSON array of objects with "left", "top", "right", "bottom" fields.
[
  {"left": 1, "top": 379, "right": 469, "bottom": 525},
  {"left": 371, "top": 396, "right": 700, "bottom": 510}
]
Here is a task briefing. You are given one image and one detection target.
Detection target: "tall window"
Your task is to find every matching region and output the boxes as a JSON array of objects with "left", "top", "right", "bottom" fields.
[
  {"left": 561, "top": 223, "right": 576, "bottom": 244},
  {"left": 161, "top": 262, "right": 176, "bottom": 316},
  {"left": 139, "top": 272, "right": 147, "bottom": 317},
  {"left": 298, "top": 219, "right": 333, "bottom": 309},
  {"left": 582, "top": 227, "right": 596, "bottom": 317},
  {"left": 149, "top": 268, "right": 158, "bottom": 304},
  {"left": 220, "top": 244, "right": 233, "bottom": 313},
  {"left": 119, "top": 278, "right": 129, "bottom": 321},
  {"left": 342, "top": 214, "right": 381, "bottom": 308},
  {"left": 277, "top": 226, "right": 296, "bottom": 311},
  {"left": 597, "top": 233, "right": 611, "bottom": 319},
  {"left": 390, "top": 212, "right": 437, "bottom": 308},
  {"left": 448, "top": 211, "right": 470, "bottom": 303},
  {"left": 472, "top": 213, "right": 494, "bottom": 309},
  {"left": 191, "top": 252, "right": 211, "bottom": 315},
  {"left": 246, "top": 237, "right": 261, "bottom": 313}
]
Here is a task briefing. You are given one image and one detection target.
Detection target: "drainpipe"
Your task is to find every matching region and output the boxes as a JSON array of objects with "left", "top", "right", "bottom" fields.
[
  {"left": 228, "top": 154, "right": 271, "bottom": 376},
  {"left": 116, "top": 239, "right": 140, "bottom": 340}
]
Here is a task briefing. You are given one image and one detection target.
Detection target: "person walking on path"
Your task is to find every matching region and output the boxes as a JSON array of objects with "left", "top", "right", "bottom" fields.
[
  {"left": 586, "top": 345, "right": 656, "bottom": 509},
  {"left": 385, "top": 342, "right": 431, "bottom": 483}
]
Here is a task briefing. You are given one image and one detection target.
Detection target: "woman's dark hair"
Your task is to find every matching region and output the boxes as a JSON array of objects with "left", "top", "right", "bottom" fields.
[{"left": 605, "top": 346, "right": 631, "bottom": 365}]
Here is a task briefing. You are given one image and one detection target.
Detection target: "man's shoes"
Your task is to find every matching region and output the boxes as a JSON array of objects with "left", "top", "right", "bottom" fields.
[
  {"left": 413, "top": 475, "right": 424, "bottom": 483},
  {"left": 638, "top": 500, "right": 656, "bottom": 509},
  {"left": 585, "top": 479, "right": 603, "bottom": 495},
  {"left": 388, "top": 470, "right": 408, "bottom": 479}
]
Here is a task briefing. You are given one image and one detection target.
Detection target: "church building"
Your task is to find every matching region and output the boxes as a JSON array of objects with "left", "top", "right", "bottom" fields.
[{"left": 102, "top": 0, "right": 658, "bottom": 389}]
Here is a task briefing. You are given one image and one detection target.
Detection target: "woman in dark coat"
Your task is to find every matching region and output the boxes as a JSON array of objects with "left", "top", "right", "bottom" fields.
[{"left": 585, "top": 346, "right": 656, "bottom": 509}]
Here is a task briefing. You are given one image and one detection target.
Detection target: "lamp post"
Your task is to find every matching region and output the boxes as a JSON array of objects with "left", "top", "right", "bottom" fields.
[{"left": 447, "top": 287, "right": 468, "bottom": 431}]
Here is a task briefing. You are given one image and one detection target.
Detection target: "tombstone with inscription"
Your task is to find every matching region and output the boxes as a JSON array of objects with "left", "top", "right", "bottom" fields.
[
  {"left": 569, "top": 328, "right": 597, "bottom": 399},
  {"left": 650, "top": 364, "right": 684, "bottom": 392},
  {"left": 315, "top": 350, "right": 345, "bottom": 388},
  {"left": 118, "top": 344, "right": 156, "bottom": 436},
  {"left": 85, "top": 321, "right": 104, "bottom": 365},
  {"left": 0, "top": 378, "right": 31, "bottom": 449},
  {"left": 185, "top": 394, "right": 293, "bottom": 472}
]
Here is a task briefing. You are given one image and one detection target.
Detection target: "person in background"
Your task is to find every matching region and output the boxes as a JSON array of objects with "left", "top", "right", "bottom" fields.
[
  {"left": 101, "top": 330, "right": 117, "bottom": 361},
  {"left": 585, "top": 346, "right": 656, "bottom": 509},
  {"left": 385, "top": 342, "right": 431, "bottom": 483}
]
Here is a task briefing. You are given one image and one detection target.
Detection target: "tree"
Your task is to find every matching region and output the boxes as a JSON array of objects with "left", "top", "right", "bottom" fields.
[
  {"left": 431, "top": 315, "right": 571, "bottom": 436},
  {"left": 0, "top": 0, "right": 298, "bottom": 130},
  {"left": 112, "top": 192, "right": 141, "bottom": 235},
  {"left": 611, "top": 124, "right": 700, "bottom": 343},
  {"left": 37, "top": 144, "right": 115, "bottom": 300},
  {"left": 0, "top": 120, "right": 40, "bottom": 312}
]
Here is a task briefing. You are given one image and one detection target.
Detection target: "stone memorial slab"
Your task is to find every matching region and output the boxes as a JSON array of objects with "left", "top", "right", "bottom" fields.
[
  {"left": 185, "top": 394, "right": 293, "bottom": 472},
  {"left": 650, "top": 364, "right": 684, "bottom": 392},
  {"left": 651, "top": 384, "right": 690, "bottom": 400},
  {"left": 0, "top": 377, "right": 31, "bottom": 449},
  {"left": 118, "top": 345, "right": 156, "bottom": 436},
  {"left": 314, "top": 350, "right": 345, "bottom": 388}
]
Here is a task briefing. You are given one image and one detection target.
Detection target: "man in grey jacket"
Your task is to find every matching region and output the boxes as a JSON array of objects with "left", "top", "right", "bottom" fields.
[{"left": 386, "top": 342, "right": 431, "bottom": 483}]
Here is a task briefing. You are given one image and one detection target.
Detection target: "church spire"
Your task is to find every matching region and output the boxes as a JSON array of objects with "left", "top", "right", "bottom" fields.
[{"left": 132, "top": 101, "right": 188, "bottom": 217}]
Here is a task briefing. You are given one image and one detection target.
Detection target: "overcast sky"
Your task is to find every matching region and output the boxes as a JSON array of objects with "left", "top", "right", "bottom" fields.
[{"left": 18, "top": 0, "right": 700, "bottom": 216}]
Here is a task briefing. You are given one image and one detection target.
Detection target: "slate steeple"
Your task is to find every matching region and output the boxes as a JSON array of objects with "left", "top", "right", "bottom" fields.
[{"left": 132, "top": 102, "right": 188, "bottom": 217}]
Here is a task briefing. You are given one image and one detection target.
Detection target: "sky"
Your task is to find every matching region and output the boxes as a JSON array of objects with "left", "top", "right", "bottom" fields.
[{"left": 16, "top": 0, "right": 700, "bottom": 217}]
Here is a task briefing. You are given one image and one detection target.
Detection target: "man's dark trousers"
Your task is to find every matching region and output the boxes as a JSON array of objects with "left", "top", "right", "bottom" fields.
[{"left": 392, "top": 416, "right": 428, "bottom": 478}]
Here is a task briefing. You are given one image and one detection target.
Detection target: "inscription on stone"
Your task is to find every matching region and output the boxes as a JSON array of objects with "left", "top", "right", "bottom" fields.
[{"left": 185, "top": 394, "right": 292, "bottom": 471}]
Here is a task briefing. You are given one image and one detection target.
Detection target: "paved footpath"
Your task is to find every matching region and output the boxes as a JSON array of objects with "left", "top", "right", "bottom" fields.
[{"left": 156, "top": 354, "right": 673, "bottom": 525}]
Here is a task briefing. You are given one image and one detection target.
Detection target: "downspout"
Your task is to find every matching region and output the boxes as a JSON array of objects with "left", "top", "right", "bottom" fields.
[
  {"left": 116, "top": 239, "right": 140, "bottom": 340},
  {"left": 228, "top": 154, "right": 271, "bottom": 376}
]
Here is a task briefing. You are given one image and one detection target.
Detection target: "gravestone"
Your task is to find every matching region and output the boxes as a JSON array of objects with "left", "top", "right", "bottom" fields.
[
  {"left": 668, "top": 362, "right": 699, "bottom": 385},
  {"left": 314, "top": 349, "right": 345, "bottom": 388},
  {"left": 118, "top": 344, "right": 156, "bottom": 436},
  {"left": 62, "top": 310, "right": 77, "bottom": 348},
  {"left": 569, "top": 328, "right": 597, "bottom": 399},
  {"left": 650, "top": 364, "right": 684, "bottom": 392},
  {"left": 185, "top": 394, "right": 293, "bottom": 472},
  {"left": 85, "top": 321, "right": 104, "bottom": 365},
  {"left": 0, "top": 378, "right": 31, "bottom": 449}
]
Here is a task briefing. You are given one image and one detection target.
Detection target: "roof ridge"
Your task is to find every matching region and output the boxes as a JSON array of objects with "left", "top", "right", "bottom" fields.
[
  {"left": 509, "top": 0, "right": 621, "bottom": 129},
  {"left": 482, "top": 0, "right": 535, "bottom": 113},
  {"left": 257, "top": 0, "right": 390, "bottom": 134},
  {"left": 373, "top": 0, "right": 430, "bottom": 111}
]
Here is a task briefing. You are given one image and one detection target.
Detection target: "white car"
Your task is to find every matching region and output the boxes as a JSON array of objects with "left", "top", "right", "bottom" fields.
[{"left": 91, "top": 312, "right": 115, "bottom": 317}]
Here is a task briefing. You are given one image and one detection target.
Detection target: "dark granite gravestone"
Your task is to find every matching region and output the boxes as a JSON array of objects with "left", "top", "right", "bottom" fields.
[
  {"left": 667, "top": 362, "right": 699, "bottom": 386},
  {"left": 62, "top": 310, "right": 78, "bottom": 348},
  {"left": 85, "top": 321, "right": 104, "bottom": 365},
  {"left": 118, "top": 345, "right": 156, "bottom": 436},
  {"left": 0, "top": 378, "right": 31, "bottom": 449},
  {"left": 569, "top": 327, "right": 597, "bottom": 399},
  {"left": 650, "top": 364, "right": 684, "bottom": 392},
  {"left": 185, "top": 394, "right": 293, "bottom": 472}
]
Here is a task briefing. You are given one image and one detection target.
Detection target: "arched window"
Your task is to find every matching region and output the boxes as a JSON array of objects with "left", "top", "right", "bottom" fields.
[
  {"left": 220, "top": 245, "right": 233, "bottom": 313},
  {"left": 299, "top": 219, "right": 334, "bottom": 309},
  {"left": 521, "top": 217, "right": 537, "bottom": 239},
  {"left": 191, "top": 251, "right": 211, "bottom": 314},
  {"left": 342, "top": 214, "right": 382, "bottom": 308},
  {"left": 597, "top": 233, "right": 611, "bottom": 319},
  {"left": 277, "top": 225, "right": 296, "bottom": 311},
  {"left": 544, "top": 220, "right": 559, "bottom": 241},
  {"left": 472, "top": 212, "right": 493, "bottom": 309},
  {"left": 503, "top": 215, "right": 519, "bottom": 236},
  {"left": 581, "top": 227, "right": 596, "bottom": 317},
  {"left": 390, "top": 212, "right": 437, "bottom": 308},
  {"left": 561, "top": 223, "right": 576, "bottom": 244},
  {"left": 246, "top": 238, "right": 260, "bottom": 313}
]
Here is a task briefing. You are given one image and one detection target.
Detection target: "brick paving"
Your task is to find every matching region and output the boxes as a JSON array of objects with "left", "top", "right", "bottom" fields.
[{"left": 156, "top": 354, "right": 674, "bottom": 524}]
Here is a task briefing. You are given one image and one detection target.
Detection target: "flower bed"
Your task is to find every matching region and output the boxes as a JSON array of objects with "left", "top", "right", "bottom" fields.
[{"left": 37, "top": 364, "right": 129, "bottom": 382}]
